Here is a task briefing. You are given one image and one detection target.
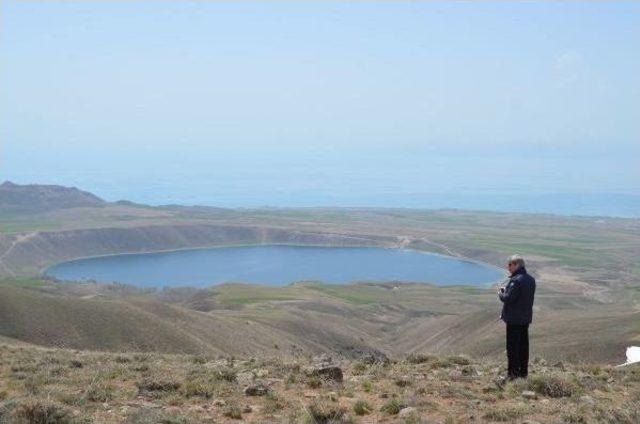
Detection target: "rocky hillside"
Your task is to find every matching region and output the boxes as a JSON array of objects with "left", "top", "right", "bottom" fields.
[
  {"left": 0, "top": 181, "right": 105, "bottom": 214},
  {"left": 0, "top": 343, "right": 638, "bottom": 424}
]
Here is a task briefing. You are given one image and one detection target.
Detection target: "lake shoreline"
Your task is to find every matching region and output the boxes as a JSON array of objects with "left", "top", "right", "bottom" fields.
[{"left": 45, "top": 244, "right": 506, "bottom": 288}]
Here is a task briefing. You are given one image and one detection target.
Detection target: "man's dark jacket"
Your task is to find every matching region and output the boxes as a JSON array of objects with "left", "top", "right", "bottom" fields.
[{"left": 499, "top": 267, "right": 536, "bottom": 325}]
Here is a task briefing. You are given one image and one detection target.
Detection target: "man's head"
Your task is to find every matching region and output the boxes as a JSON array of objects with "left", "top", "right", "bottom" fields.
[{"left": 507, "top": 254, "right": 525, "bottom": 274}]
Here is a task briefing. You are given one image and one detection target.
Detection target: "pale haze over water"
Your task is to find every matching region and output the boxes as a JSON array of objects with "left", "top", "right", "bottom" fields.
[{"left": 1, "top": 2, "right": 638, "bottom": 217}]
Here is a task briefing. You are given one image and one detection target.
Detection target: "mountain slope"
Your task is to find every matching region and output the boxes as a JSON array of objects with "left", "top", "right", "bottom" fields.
[{"left": 0, "top": 181, "right": 105, "bottom": 214}]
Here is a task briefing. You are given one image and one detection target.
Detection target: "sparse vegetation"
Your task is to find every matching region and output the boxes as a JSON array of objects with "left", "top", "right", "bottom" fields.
[
  {"left": 303, "top": 398, "right": 347, "bottom": 424},
  {"left": 353, "top": 400, "right": 371, "bottom": 416},
  {"left": 0, "top": 345, "right": 637, "bottom": 423},
  {"left": 380, "top": 398, "right": 405, "bottom": 415},
  {"left": 527, "top": 373, "right": 581, "bottom": 398},
  {"left": 482, "top": 405, "right": 527, "bottom": 421}
]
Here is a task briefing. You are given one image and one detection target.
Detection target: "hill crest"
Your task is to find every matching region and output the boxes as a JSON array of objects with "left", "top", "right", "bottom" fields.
[{"left": 0, "top": 181, "right": 105, "bottom": 214}]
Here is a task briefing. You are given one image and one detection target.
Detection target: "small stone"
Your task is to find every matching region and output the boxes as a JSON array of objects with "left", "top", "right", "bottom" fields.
[
  {"left": 304, "top": 391, "right": 317, "bottom": 398},
  {"left": 448, "top": 369, "right": 463, "bottom": 380},
  {"left": 521, "top": 390, "right": 537, "bottom": 399},
  {"left": 533, "top": 357, "right": 547, "bottom": 366},
  {"left": 255, "top": 368, "right": 269, "bottom": 378},
  {"left": 242, "top": 405, "right": 253, "bottom": 413},
  {"left": 398, "top": 407, "right": 417, "bottom": 417},
  {"left": 522, "top": 421, "right": 542, "bottom": 424},
  {"left": 303, "top": 365, "right": 343, "bottom": 383},
  {"left": 312, "top": 353, "right": 333, "bottom": 366},
  {"left": 236, "top": 371, "right": 254, "bottom": 385},
  {"left": 379, "top": 392, "right": 389, "bottom": 399},
  {"left": 244, "top": 383, "right": 269, "bottom": 396},
  {"left": 360, "top": 352, "right": 390, "bottom": 365},
  {"left": 580, "top": 395, "right": 595, "bottom": 405}
]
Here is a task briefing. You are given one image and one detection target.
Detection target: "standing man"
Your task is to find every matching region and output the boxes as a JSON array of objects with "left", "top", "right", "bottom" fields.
[{"left": 498, "top": 254, "right": 536, "bottom": 380}]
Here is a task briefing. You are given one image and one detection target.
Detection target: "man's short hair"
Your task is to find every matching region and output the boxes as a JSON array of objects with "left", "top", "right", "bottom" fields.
[{"left": 508, "top": 254, "right": 525, "bottom": 268}]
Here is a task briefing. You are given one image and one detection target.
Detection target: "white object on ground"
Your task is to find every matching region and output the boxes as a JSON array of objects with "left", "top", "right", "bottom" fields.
[
  {"left": 627, "top": 346, "right": 640, "bottom": 364},
  {"left": 617, "top": 346, "right": 640, "bottom": 367}
]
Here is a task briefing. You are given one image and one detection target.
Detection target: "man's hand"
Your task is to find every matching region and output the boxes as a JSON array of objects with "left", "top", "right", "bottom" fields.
[{"left": 498, "top": 287, "right": 505, "bottom": 296}]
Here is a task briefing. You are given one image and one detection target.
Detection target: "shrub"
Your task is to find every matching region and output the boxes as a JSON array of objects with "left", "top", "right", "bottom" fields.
[
  {"left": 482, "top": 406, "right": 526, "bottom": 422},
  {"left": 353, "top": 400, "right": 371, "bottom": 416},
  {"left": 406, "top": 353, "right": 434, "bottom": 364},
  {"left": 563, "top": 411, "right": 588, "bottom": 424},
  {"left": 528, "top": 374, "right": 580, "bottom": 398},
  {"left": 191, "top": 355, "right": 207, "bottom": 364},
  {"left": 136, "top": 377, "right": 181, "bottom": 395},
  {"left": 446, "top": 355, "right": 471, "bottom": 366},
  {"left": 222, "top": 404, "right": 242, "bottom": 419},
  {"left": 182, "top": 379, "right": 214, "bottom": 399},
  {"left": 352, "top": 362, "right": 368, "bottom": 374},
  {"left": 307, "top": 376, "right": 322, "bottom": 388},
  {"left": 114, "top": 355, "right": 131, "bottom": 364},
  {"left": 303, "top": 399, "right": 346, "bottom": 424},
  {"left": 263, "top": 393, "right": 287, "bottom": 414},
  {"left": 361, "top": 379, "right": 372, "bottom": 393},
  {"left": 125, "top": 408, "right": 199, "bottom": 424},
  {"left": 212, "top": 366, "right": 236, "bottom": 382},
  {"left": 380, "top": 399, "right": 405, "bottom": 415},
  {"left": 395, "top": 376, "right": 411, "bottom": 387},
  {"left": 10, "top": 399, "right": 71, "bottom": 424},
  {"left": 285, "top": 373, "right": 297, "bottom": 387},
  {"left": 84, "top": 379, "right": 115, "bottom": 402}
]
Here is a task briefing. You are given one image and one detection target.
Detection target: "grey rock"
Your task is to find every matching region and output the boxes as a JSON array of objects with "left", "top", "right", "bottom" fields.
[
  {"left": 304, "top": 364, "right": 343, "bottom": 383},
  {"left": 398, "top": 407, "right": 417, "bottom": 417},
  {"left": 254, "top": 368, "right": 269, "bottom": 378},
  {"left": 312, "top": 353, "right": 333, "bottom": 366},
  {"left": 521, "top": 390, "right": 537, "bottom": 399},
  {"left": 244, "top": 383, "right": 269, "bottom": 396},
  {"left": 360, "top": 352, "right": 390, "bottom": 365},
  {"left": 236, "top": 371, "right": 254, "bottom": 386},
  {"left": 580, "top": 395, "right": 595, "bottom": 405}
]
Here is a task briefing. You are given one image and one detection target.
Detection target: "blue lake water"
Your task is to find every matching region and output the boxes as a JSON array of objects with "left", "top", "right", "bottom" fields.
[{"left": 46, "top": 245, "right": 504, "bottom": 288}]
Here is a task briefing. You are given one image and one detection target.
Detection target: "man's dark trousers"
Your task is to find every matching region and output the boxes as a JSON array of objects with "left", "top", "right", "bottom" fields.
[{"left": 506, "top": 324, "right": 529, "bottom": 378}]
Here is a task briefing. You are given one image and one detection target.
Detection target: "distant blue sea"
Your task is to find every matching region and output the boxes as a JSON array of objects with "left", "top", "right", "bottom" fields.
[{"left": 4, "top": 150, "right": 639, "bottom": 217}]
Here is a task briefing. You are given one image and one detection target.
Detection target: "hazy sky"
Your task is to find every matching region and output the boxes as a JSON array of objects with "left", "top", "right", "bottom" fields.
[{"left": 1, "top": 1, "right": 639, "bottom": 210}]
